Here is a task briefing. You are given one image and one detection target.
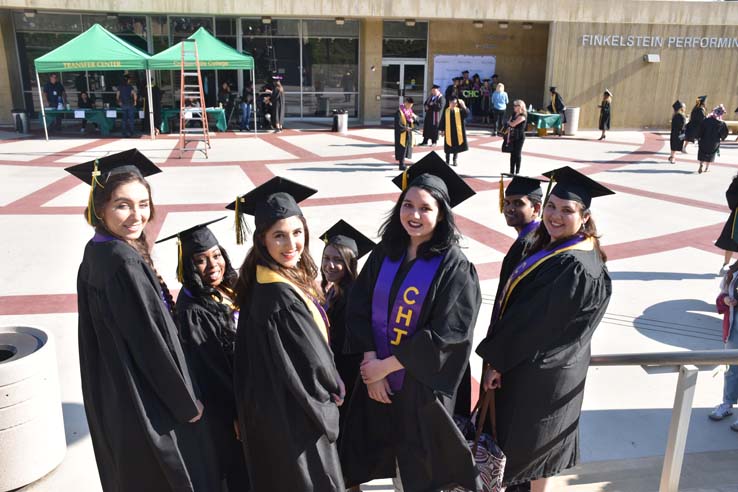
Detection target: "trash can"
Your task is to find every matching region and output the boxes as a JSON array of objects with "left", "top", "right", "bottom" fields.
[
  {"left": 0, "top": 326, "right": 66, "bottom": 491},
  {"left": 332, "top": 109, "right": 348, "bottom": 134},
  {"left": 10, "top": 109, "right": 29, "bottom": 134},
  {"left": 564, "top": 107, "right": 580, "bottom": 136}
]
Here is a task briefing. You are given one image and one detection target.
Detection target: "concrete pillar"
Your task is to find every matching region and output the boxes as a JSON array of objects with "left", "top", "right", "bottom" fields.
[
  {"left": 359, "top": 19, "right": 382, "bottom": 126},
  {"left": 0, "top": 12, "right": 23, "bottom": 125}
]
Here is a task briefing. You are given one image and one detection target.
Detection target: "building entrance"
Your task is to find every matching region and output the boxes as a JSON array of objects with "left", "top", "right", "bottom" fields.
[{"left": 381, "top": 59, "right": 426, "bottom": 118}]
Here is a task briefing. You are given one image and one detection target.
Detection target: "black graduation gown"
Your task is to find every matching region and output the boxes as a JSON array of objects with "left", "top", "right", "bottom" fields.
[
  {"left": 598, "top": 101, "right": 611, "bottom": 131},
  {"left": 394, "top": 109, "right": 414, "bottom": 161},
  {"left": 326, "top": 287, "right": 363, "bottom": 431},
  {"left": 438, "top": 107, "right": 469, "bottom": 155},
  {"left": 697, "top": 117, "right": 729, "bottom": 162},
  {"left": 476, "top": 246, "right": 612, "bottom": 486},
  {"left": 715, "top": 179, "right": 738, "bottom": 252},
  {"left": 176, "top": 291, "right": 250, "bottom": 491},
  {"left": 685, "top": 106, "right": 706, "bottom": 142},
  {"left": 444, "top": 85, "right": 458, "bottom": 104},
  {"left": 670, "top": 113, "right": 687, "bottom": 151},
  {"left": 77, "top": 238, "right": 217, "bottom": 492},
  {"left": 340, "top": 244, "right": 482, "bottom": 492},
  {"left": 422, "top": 95, "right": 445, "bottom": 142},
  {"left": 233, "top": 267, "right": 344, "bottom": 492},
  {"left": 547, "top": 92, "right": 565, "bottom": 114}
]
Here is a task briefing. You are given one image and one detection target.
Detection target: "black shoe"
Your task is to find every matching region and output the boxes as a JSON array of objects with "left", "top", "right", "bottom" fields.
[
  {"left": 452, "top": 160, "right": 458, "bottom": 167},
  {"left": 399, "top": 164, "right": 406, "bottom": 171}
]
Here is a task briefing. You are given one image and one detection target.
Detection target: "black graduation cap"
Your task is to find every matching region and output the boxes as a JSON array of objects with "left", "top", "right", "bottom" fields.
[
  {"left": 448, "top": 94, "right": 458, "bottom": 102},
  {"left": 672, "top": 100, "right": 684, "bottom": 112},
  {"left": 155, "top": 217, "right": 226, "bottom": 283},
  {"left": 391, "top": 152, "right": 475, "bottom": 208},
  {"left": 542, "top": 166, "right": 615, "bottom": 209},
  {"left": 498, "top": 174, "right": 546, "bottom": 213},
  {"left": 492, "top": 74, "right": 499, "bottom": 78},
  {"left": 320, "top": 219, "right": 376, "bottom": 259},
  {"left": 482, "top": 78, "right": 490, "bottom": 82},
  {"left": 462, "top": 70, "right": 469, "bottom": 74},
  {"left": 432, "top": 84, "right": 441, "bottom": 89},
  {"left": 549, "top": 86, "right": 557, "bottom": 92},
  {"left": 698, "top": 95, "right": 707, "bottom": 103},
  {"left": 64, "top": 149, "right": 161, "bottom": 226},
  {"left": 225, "top": 176, "right": 317, "bottom": 244}
]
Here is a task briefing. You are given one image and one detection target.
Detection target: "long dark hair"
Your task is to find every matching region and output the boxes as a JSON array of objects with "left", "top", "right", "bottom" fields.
[
  {"left": 235, "top": 215, "right": 322, "bottom": 309},
  {"left": 528, "top": 204, "right": 607, "bottom": 263},
  {"left": 86, "top": 172, "right": 177, "bottom": 316},
  {"left": 320, "top": 241, "right": 358, "bottom": 307},
  {"left": 379, "top": 184, "right": 460, "bottom": 261}
]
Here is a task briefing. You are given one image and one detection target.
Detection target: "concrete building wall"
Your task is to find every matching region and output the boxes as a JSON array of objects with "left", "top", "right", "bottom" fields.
[
  {"left": 546, "top": 21, "right": 738, "bottom": 129},
  {"left": 0, "top": 11, "right": 24, "bottom": 124},
  {"left": 428, "top": 21, "right": 549, "bottom": 110}
]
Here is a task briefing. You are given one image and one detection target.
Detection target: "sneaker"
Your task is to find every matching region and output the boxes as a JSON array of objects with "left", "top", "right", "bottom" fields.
[
  {"left": 709, "top": 402, "right": 734, "bottom": 421},
  {"left": 731, "top": 420, "right": 738, "bottom": 432}
]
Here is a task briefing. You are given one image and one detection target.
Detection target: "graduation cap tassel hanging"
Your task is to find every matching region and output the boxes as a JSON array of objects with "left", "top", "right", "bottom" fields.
[
  {"left": 499, "top": 175, "right": 505, "bottom": 213},
  {"left": 542, "top": 174, "right": 555, "bottom": 209},
  {"left": 86, "top": 160, "right": 104, "bottom": 226},
  {"left": 401, "top": 168, "right": 409, "bottom": 191},
  {"left": 176, "top": 238, "right": 185, "bottom": 284},
  {"left": 234, "top": 197, "right": 249, "bottom": 245}
]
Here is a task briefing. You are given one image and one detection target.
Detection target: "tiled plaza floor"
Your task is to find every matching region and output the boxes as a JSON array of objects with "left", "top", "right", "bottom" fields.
[{"left": 1, "top": 123, "right": 737, "bottom": 491}]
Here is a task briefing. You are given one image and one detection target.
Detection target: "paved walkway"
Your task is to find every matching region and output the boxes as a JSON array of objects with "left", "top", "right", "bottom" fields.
[{"left": 1, "top": 123, "right": 737, "bottom": 490}]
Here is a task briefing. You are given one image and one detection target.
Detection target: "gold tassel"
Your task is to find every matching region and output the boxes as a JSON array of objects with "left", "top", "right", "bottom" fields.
[
  {"left": 499, "top": 175, "right": 505, "bottom": 213},
  {"left": 234, "top": 196, "right": 248, "bottom": 245},
  {"left": 87, "top": 160, "right": 104, "bottom": 226},
  {"left": 176, "top": 238, "right": 184, "bottom": 283},
  {"left": 401, "top": 168, "right": 409, "bottom": 191},
  {"left": 542, "top": 174, "right": 555, "bottom": 209}
]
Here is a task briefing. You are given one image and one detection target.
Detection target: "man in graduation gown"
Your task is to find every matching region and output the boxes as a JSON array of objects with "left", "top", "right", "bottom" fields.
[
  {"left": 438, "top": 96, "right": 469, "bottom": 166},
  {"left": 547, "top": 86, "right": 567, "bottom": 136},
  {"left": 420, "top": 85, "right": 445, "bottom": 146},
  {"left": 445, "top": 77, "right": 460, "bottom": 104},
  {"left": 394, "top": 96, "right": 417, "bottom": 170}
]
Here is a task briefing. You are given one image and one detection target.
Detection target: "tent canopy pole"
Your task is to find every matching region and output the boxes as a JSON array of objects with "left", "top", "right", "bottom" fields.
[
  {"left": 146, "top": 69, "right": 155, "bottom": 140},
  {"left": 36, "top": 71, "right": 49, "bottom": 141}
]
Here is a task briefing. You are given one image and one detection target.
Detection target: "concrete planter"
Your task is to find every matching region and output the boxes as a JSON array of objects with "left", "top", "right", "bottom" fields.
[{"left": 0, "top": 326, "right": 66, "bottom": 491}]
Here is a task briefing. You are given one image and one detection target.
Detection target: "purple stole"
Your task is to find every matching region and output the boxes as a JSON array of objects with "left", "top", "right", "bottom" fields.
[
  {"left": 492, "top": 235, "right": 592, "bottom": 323},
  {"left": 371, "top": 254, "right": 444, "bottom": 392},
  {"left": 517, "top": 220, "right": 540, "bottom": 241}
]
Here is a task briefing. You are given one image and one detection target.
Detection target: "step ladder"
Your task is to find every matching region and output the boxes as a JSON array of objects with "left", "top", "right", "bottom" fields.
[{"left": 179, "top": 39, "right": 210, "bottom": 158}]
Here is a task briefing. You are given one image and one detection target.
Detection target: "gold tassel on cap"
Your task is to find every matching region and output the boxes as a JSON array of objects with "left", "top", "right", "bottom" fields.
[
  {"left": 176, "top": 238, "right": 184, "bottom": 283},
  {"left": 499, "top": 175, "right": 505, "bottom": 214},
  {"left": 542, "top": 174, "right": 555, "bottom": 209},
  {"left": 87, "top": 160, "right": 104, "bottom": 226},
  {"left": 401, "top": 169, "right": 409, "bottom": 191},
  {"left": 234, "top": 196, "right": 248, "bottom": 245}
]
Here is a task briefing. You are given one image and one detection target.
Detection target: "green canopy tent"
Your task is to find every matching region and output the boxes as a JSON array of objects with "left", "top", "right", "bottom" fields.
[
  {"left": 149, "top": 27, "right": 258, "bottom": 133},
  {"left": 34, "top": 24, "right": 155, "bottom": 140}
]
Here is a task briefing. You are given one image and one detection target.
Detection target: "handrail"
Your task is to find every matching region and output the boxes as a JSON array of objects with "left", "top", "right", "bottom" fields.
[{"left": 590, "top": 349, "right": 738, "bottom": 367}]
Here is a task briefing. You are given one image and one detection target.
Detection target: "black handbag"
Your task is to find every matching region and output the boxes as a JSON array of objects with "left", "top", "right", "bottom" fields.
[
  {"left": 451, "top": 390, "right": 506, "bottom": 492},
  {"left": 501, "top": 132, "right": 512, "bottom": 153}
]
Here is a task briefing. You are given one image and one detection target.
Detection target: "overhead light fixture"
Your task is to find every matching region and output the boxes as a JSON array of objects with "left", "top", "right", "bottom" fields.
[
  {"left": 405, "top": 19, "right": 416, "bottom": 27},
  {"left": 23, "top": 9, "right": 37, "bottom": 18},
  {"left": 335, "top": 17, "right": 345, "bottom": 25},
  {"left": 643, "top": 53, "right": 661, "bottom": 63},
  {"left": 262, "top": 16, "right": 272, "bottom": 25},
  {"left": 522, "top": 22, "right": 533, "bottom": 30},
  {"left": 498, "top": 21, "right": 509, "bottom": 29},
  {"left": 473, "top": 20, "right": 484, "bottom": 29},
  {"left": 106, "top": 13, "right": 118, "bottom": 20}
]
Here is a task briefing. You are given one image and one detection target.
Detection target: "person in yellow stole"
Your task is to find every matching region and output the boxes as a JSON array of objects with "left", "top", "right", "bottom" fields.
[
  {"left": 438, "top": 96, "right": 469, "bottom": 167},
  {"left": 394, "top": 97, "right": 417, "bottom": 171}
]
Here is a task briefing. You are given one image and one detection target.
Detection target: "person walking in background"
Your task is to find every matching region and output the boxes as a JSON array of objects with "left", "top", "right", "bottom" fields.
[
  {"left": 420, "top": 85, "right": 444, "bottom": 146},
  {"left": 272, "top": 79, "right": 285, "bottom": 133},
  {"left": 547, "top": 86, "right": 566, "bottom": 137},
  {"left": 394, "top": 96, "right": 417, "bottom": 171},
  {"left": 438, "top": 96, "right": 468, "bottom": 166},
  {"left": 715, "top": 174, "right": 738, "bottom": 275},
  {"left": 669, "top": 100, "right": 687, "bottom": 163},
  {"left": 711, "top": 261, "right": 738, "bottom": 433},
  {"left": 697, "top": 104, "right": 729, "bottom": 174},
  {"left": 117, "top": 75, "right": 138, "bottom": 138},
  {"left": 598, "top": 89, "right": 612, "bottom": 140},
  {"left": 492, "top": 83, "right": 509, "bottom": 136},
  {"left": 506, "top": 99, "right": 528, "bottom": 174},
  {"left": 683, "top": 95, "right": 707, "bottom": 152}
]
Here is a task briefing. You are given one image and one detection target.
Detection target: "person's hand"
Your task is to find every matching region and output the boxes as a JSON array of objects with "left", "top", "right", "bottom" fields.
[
  {"left": 189, "top": 399, "right": 204, "bottom": 423},
  {"left": 233, "top": 419, "right": 241, "bottom": 441},
  {"left": 367, "top": 379, "right": 393, "bottom": 404},
  {"left": 724, "top": 296, "right": 738, "bottom": 307},
  {"left": 360, "top": 358, "right": 388, "bottom": 385},
  {"left": 458, "top": 100, "right": 467, "bottom": 108},
  {"left": 332, "top": 377, "right": 346, "bottom": 407},
  {"left": 482, "top": 367, "right": 502, "bottom": 391}
]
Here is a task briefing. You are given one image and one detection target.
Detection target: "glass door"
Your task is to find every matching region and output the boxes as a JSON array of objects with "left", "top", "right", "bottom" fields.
[{"left": 381, "top": 60, "right": 426, "bottom": 118}]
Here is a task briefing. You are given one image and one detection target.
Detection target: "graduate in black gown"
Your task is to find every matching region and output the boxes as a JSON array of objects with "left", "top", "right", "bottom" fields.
[
  {"left": 420, "top": 85, "right": 445, "bottom": 146},
  {"left": 697, "top": 104, "right": 729, "bottom": 174},
  {"left": 395, "top": 97, "right": 417, "bottom": 171},
  {"left": 597, "top": 89, "right": 612, "bottom": 140},
  {"left": 716, "top": 174, "right": 738, "bottom": 275},
  {"left": 230, "top": 177, "right": 346, "bottom": 492},
  {"left": 438, "top": 96, "right": 469, "bottom": 167},
  {"left": 156, "top": 218, "right": 250, "bottom": 492},
  {"left": 69, "top": 149, "right": 218, "bottom": 492},
  {"left": 684, "top": 95, "right": 707, "bottom": 151},
  {"left": 340, "top": 152, "right": 482, "bottom": 492},
  {"left": 476, "top": 166, "right": 614, "bottom": 491},
  {"left": 669, "top": 100, "right": 687, "bottom": 163}
]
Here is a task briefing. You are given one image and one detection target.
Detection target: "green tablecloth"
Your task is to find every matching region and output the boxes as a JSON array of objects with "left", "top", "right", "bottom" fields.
[
  {"left": 41, "top": 109, "right": 145, "bottom": 136},
  {"left": 160, "top": 108, "right": 227, "bottom": 133},
  {"left": 527, "top": 112, "right": 562, "bottom": 130}
]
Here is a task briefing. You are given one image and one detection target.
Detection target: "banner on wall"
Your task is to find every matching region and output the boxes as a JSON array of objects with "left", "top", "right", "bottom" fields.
[{"left": 433, "top": 55, "right": 497, "bottom": 89}]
